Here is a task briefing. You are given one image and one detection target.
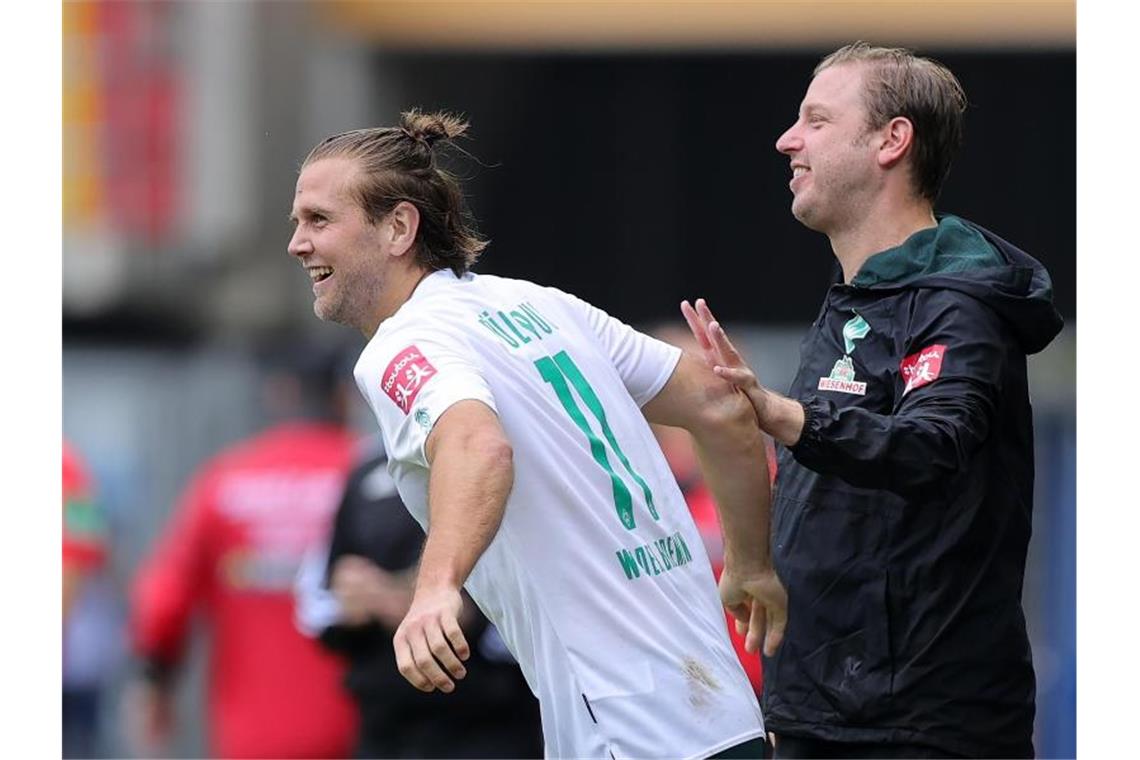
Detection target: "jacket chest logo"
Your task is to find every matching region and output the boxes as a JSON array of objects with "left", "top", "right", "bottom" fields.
[
  {"left": 842, "top": 314, "right": 871, "bottom": 354},
  {"left": 818, "top": 314, "right": 870, "bottom": 396},
  {"left": 818, "top": 356, "right": 868, "bottom": 395}
]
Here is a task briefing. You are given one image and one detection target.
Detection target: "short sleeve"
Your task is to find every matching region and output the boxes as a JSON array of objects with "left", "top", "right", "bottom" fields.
[
  {"left": 556, "top": 289, "right": 682, "bottom": 406},
  {"left": 355, "top": 332, "right": 496, "bottom": 469}
]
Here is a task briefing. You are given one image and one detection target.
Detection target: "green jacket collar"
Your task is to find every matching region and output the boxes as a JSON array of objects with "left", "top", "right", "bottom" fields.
[{"left": 850, "top": 214, "right": 1004, "bottom": 288}]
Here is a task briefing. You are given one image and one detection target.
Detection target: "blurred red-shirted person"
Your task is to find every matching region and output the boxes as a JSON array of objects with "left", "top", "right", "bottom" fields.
[
  {"left": 125, "top": 343, "right": 360, "bottom": 759},
  {"left": 649, "top": 324, "right": 777, "bottom": 696}
]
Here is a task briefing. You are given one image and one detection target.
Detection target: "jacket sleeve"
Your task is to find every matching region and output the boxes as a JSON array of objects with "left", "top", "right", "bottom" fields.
[
  {"left": 294, "top": 538, "right": 342, "bottom": 639},
  {"left": 312, "top": 469, "right": 382, "bottom": 655},
  {"left": 129, "top": 467, "right": 215, "bottom": 670},
  {"left": 789, "top": 289, "right": 1008, "bottom": 497},
  {"left": 316, "top": 471, "right": 415, "bottom": 654}
]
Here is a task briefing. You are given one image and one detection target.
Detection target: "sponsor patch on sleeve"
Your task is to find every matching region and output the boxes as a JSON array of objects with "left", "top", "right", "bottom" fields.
[
  {"left": 899, "top": 344, "right": 947, "bottom": 395},
  {"left": 381, "top": 345, "right": 437, "bottom": 414}
]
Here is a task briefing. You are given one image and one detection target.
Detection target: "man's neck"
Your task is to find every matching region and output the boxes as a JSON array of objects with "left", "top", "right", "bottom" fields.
[
  {"left": 362, "top": 265, "right": 435, "bottom": 339},
  {"left": 830, "top": 200, "right": 937, "bottom": 283}
]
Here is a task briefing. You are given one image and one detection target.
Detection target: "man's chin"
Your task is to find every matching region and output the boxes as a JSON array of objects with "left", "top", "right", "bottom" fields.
[
  {"left": 314, "top": 299, "right": 360, "bottom": 331},
  {"left": 791, "top": 201, "right": 825, "bottom": 232},
  {"left": 313, "top": 298, "right": 340, "bottom": 324}
]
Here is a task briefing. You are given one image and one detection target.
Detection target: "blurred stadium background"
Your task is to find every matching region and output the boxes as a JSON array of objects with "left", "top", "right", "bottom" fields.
[{"left": 62, "top": 2, "right": 1075, "bottom": 758}]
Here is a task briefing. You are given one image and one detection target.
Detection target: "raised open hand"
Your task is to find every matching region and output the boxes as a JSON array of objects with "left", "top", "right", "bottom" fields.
[{"left": 681, "top": 298, "right": 768, "bottom": 420}]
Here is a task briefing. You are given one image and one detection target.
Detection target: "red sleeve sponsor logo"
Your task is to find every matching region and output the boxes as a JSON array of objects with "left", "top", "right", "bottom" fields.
[
  {"left": 382, "top": 345, "right": 437, "bottom": 414},
  {"left": 899, "top": 344, "right": 947, "bottom": 395}
]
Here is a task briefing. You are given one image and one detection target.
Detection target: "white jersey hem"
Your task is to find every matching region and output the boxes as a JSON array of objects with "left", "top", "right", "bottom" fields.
[{"left": 682, "top": 727, "right": 768, "bottom": 760}]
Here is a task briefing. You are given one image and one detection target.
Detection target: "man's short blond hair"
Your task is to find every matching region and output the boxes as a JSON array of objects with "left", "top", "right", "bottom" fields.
[{"left": 816, "top": 42, "right": 968, "bottom": 203}]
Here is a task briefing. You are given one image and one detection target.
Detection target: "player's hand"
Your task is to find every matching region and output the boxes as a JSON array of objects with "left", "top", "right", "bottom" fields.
[
  {"left": 393, "top": 585, "right": 470, "bottom": 693},
  {"left": 718, "top": 564, "right": 788, "bottom": 657},
  {"left": 681, "top": 299, "right": 769, "bottom": 421}
]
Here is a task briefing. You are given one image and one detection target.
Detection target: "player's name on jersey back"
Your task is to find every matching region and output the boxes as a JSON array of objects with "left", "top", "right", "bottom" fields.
[
  {"left": 478, "top": 302, "right": 558, "bottom": 350},
  {"left": 615, "top": 530, "right": 695, "bottom": 581}
]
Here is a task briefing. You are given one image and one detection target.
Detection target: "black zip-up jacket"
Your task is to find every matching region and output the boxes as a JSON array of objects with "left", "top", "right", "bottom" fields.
[
  {"left": 317, "top": 446, "right": 542, "bottom": 759},
  {"left": 761, "top": 216, "right": 1063, "bottom": 758}
]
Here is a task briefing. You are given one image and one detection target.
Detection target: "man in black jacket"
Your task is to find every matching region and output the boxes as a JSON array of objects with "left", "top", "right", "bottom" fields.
[
  {"left": 295, "top": 439, "right": 542, "bottom": 758},
  {"left": 683, "top": 42, "right": 1063, "bottom": 759}
]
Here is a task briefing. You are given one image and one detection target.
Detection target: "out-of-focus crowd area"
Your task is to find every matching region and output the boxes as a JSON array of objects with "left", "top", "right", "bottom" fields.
[{"left": 62, "top": 2, "right": 1075, "bottom": 758}]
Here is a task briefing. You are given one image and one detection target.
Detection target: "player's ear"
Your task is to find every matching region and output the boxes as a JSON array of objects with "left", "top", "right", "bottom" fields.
[
  {"left": 385, "top": 201, "right": 421, "bottom": 259},
  {"left": 876, "top": 116, "right": 914, "bottom": 170}
]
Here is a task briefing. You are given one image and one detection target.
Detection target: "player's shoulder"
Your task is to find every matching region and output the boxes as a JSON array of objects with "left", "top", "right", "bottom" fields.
[
  {"left": 354, "top": 310, "right": 465, "bottom": 401},
  {"left": 464, "top": 269, "right": 577, "bottom": 302}
]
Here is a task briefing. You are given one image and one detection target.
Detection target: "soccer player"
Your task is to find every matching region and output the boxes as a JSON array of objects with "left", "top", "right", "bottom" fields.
[{"left": 286, "top": 110, "right": 786, "bottom": 759}]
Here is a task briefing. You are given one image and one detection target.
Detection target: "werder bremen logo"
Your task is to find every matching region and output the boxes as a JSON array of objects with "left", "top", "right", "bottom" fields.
[
  {"left": 843, "top": 314, "right": 871, "bottom": 354},
  {"left": 818, "top": 313, "right": 870, "bottom": 396}
]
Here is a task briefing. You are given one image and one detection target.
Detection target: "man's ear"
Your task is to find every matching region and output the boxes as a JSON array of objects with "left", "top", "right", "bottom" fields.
[
  {"left": 877, "top": 116, "right": 915, "bottom": 170},
  {"left": 385, "top": 201, "right": 421, "bottom": 258}
]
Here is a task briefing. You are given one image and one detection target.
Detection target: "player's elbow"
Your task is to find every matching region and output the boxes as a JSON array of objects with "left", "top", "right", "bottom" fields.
[
  {"left": 428, "top": 400, "right": 514, "bottom": 475},
  {"left": 449, "top": 425, "right": 513, "bottom": 482},
  {"left": 461, "top": 429, "right": 515, "bottom": 511},
  {"left": 475, "top": 430, "right": 514, "bottom": 475}
]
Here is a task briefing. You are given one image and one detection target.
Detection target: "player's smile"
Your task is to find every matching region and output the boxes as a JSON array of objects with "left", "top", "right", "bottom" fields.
[
  {"left": 789, "top": 163, "right": 810, "bottom": 192},
  {"left": 307, "top": 265, "right": 334, "bottom": 292}
]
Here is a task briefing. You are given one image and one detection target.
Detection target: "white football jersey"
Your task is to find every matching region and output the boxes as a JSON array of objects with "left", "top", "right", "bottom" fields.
[{"left": 355, "top": 269, "right": 764, "bottom": 759}]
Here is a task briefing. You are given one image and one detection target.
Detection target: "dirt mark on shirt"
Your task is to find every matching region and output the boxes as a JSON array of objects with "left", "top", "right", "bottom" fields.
[{"left": 683, "top": 656, "right": 722, "bottom": 710}]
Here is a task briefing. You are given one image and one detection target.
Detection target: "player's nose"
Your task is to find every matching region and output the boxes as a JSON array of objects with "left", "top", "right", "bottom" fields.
[
  {"left": 776, "top": 123, "right": 802, "bottom": 155},
  {"left": 287, "top": 227, "right": 312, "bottom": 258}
]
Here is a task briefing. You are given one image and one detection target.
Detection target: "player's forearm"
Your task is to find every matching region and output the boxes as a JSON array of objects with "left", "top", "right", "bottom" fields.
[
  {"left": 689, "top": 392, "right": 773, "bottom": 570},
  {"left": 417, "top": 432, "right": 513, "bottom": 592}
]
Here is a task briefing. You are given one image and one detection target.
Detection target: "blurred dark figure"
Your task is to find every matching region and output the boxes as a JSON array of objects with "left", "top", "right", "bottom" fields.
[
  {"left": 123, "top": 340, "right": 360, "bottom": 759},
  {"left": 63, "top": 441, "right": 117, "bottom": 759},
  {"left": 295, "top": 438, "right": 543, "bottom": 759}
]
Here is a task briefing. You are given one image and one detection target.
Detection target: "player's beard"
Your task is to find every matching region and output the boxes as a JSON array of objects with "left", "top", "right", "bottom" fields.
[
  {"left": 792, "top": 127, "right": 880, "bottom": 235},
  {"left": 792, "top": 158, "right": 876, "bottom": 236},
  {"left": 313, "top": 262, "right": 385, "bottom": 333}
]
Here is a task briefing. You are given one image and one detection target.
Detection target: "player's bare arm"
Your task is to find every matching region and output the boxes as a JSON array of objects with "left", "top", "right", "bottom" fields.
[
  {"left": 682, "top": 298, "right": 806, "bottom": 447},
  {"left": 642, "top": 348, "right": 787, "bottom": 656},
  {"left": 392, "top": 399, "right": 513, "bottom": 694}
]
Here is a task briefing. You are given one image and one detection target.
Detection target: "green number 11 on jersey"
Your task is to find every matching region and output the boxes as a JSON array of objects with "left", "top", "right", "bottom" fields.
[{"left": 534, "top": 351, "right": 658, "bottom": 530}]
